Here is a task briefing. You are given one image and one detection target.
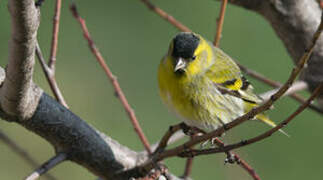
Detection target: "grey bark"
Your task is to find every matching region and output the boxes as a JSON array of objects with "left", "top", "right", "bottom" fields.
[{"left": 0, "top": 0, "right": 42, "bottom": 119}]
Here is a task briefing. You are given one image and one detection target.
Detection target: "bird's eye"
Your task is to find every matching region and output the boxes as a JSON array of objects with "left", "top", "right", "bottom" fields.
[{"left": 191, "top": 56, "right": 196, "bottom": 61}]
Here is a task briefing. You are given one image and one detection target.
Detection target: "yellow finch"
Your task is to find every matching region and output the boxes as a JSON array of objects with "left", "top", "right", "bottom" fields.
[{"left": 158, "top": 32, "right": 284, "bottom": 134}]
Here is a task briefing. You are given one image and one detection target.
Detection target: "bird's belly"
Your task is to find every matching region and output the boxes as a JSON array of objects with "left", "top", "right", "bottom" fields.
[{"left": 164, "top": 87, "right": 245, "bottom": 131}]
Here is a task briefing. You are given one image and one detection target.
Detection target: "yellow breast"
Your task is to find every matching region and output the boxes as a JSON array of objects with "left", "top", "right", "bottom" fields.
[{"left": 158, "top": 58, "right": 197, "bottom": 121}]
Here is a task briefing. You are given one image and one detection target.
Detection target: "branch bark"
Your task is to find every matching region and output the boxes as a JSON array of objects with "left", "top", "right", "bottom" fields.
[
  {"left": 0, "top": 89, "right": 144, "bottom": 179},
  {"left": 0, "top": 0, "right": 42, "bottom": 119}
]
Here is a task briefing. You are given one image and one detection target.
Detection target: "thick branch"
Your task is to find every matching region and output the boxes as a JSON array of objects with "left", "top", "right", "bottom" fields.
[
  {"left": 21, "top": 93, "right": 137, "bottom": 179},
  {"left": 0, "top": 90, "right": 142, "bottom": 179},
  {"left": 0, "top": 0, "right": 42, "bottom": 119}
]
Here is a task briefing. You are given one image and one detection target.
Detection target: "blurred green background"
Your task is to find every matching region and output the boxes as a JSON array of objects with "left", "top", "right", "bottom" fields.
[{"left": 0, "top": 0, "right": 322, "bottom": 179}]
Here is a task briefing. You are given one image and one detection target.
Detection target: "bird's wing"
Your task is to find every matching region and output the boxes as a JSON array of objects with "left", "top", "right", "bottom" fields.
[
  {"left": 206, "top": 46, "right": 262, "bottom": 104},
  {"left": 205, "top": 46, "right": 289, "bottom": 135}
]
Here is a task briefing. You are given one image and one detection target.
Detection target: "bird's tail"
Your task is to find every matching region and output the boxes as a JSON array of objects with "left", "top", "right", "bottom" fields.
[{"left": 256, "top": 114, "right": 289, "bottom": 137}]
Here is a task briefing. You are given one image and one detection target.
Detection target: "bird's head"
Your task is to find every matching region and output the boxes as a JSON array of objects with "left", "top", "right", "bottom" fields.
[{"left": 167, "top": 32, "right": 213, "bottom": 76}]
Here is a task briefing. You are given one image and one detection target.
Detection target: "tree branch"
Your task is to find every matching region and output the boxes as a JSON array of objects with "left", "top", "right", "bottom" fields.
[
  {"left": 260, "top": 81, "right": 308, "bottom": 101},
  {"left": 0, "top": 0, "right": 42, "bottom": 119},
  {"left": 0, "top": 129, "right": 56, "bottom": 180},
  {"left": 48, "top": 0, "right": 61, "bottom": 71},
  {"left": 25, "top": 153, "right": 66, "bottom": 180},
  {"left": 139, "top": 0, "right": 191, "bottom": 32},
  {"left": 36, "top": 42, "right": 68, "bottom": 108},
  {"left": 213, "top": 0, "right": 228, "bottom": 47},
  {"left": 0, "top": 90, "right": 143, "bottom": 179}
]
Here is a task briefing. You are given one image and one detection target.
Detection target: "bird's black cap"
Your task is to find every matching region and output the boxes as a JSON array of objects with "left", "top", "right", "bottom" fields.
[{"left": 172, "top": 32, "right": 200, "bottom": 59}]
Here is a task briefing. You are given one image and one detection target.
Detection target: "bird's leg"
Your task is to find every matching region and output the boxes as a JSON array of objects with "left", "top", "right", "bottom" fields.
[
  {"left": 179, "top": 123, "right": 194, "bottom": 136},
  {"left": 180, "top": 123, "right": 205, "bottom": 137}
]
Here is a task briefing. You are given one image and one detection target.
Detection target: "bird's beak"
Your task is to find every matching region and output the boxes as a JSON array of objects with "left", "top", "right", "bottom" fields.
[{"left": 174, "top": 58, "right": 186, "bottom": 72}]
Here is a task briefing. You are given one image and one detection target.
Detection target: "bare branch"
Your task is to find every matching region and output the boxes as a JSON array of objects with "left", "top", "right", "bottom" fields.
[
  {"left": 239, "top": 63, "right": 323, "bottom": 114},
  {"left": 213, "top": 138, "right": 261, "bottom": 180},
  {"left": 36, "top": 43, "right": 68, "bottom": 108},
  {"left": 182, "top": 157, "right": 193, "bottom": 180},
  {"left": 182, "top": 135, "right": 195, "bottom": 180},
  {"left": 260, "top": 81, "right": 308, "bottom": 101},
  {"left": 0, "top": 130, "right": 56, "bottom": 180},
  {"left": 25, "top": 153, "right": 66, "bottom": 180},
  {"left": 150, "top": 131, "right": 186, "bottom": 152},
  {"left": 69, "top": 3, "right": 152, "bottom": 154},
  {"left": 139, "top": 0, "right": 191, "bottom": 32},
  {"left": 154, "top": 123, "right": 184, "bottom": 154},
  {"left": 35, "top": 0, "right": 68, "bottom": 107},
  {"left": 233, "top": 154, "right": 260, "bottom": 180},
  {"left": 48, "top": 0, "right": 61, "bottom": 71},
  {"left": 213, "top": 0, "right": 228, "bottom": 47},
  {"left": 0, "top": 0, "right": 42, "bottom": 119},
  {"left": 0, "top": 91, "right": 139, "bottom": 179}
]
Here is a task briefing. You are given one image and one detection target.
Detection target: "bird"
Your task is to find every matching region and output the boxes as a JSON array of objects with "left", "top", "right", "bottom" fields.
[{"left": 158, "top": 32, "right": 286, "bottom": 135}]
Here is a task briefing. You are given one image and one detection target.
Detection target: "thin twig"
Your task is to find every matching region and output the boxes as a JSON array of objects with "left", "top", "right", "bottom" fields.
[
  {"left": 69, "top": 3, "right": 152, "bottom": 154},
  {"left": 140, "top": 0, "right": 191, "bottom": 32},
  {"left": 260, "top": 81, "right": 308, "bottom": 101},
  {"left": 25, "top": 153, "right": 67, "bottom": 180},
  {"left": 0, "top": 130, "right": 39, "bottom": 168},
  {"left": 36, "top": 0, "right": 68, "bottom": 108},
  {"left": 154, "top": 123, "right": 184, "bottom": 154},
  {"left": 234, "top": 153, "right": 260, "bottom": 180},
  {"left": 213, "top": 0, "right": 228, "bottom": 47},
  {"left": 48, "top": 0, "right": 62, "bottom": 71},
  {"left": 0, "top": 130, "right": 56, "bottom": 180},
  {"left": 182, "top": 135, "right": 195, "bottom": 180},
  {"left": 213, "top": 138, "right": 260, "bottom": 180},
  {"left": 238, "top": 63, "right": 283, "bottom": 87},
  {"left": 151, "top": 131, "right": 186, "bottom": 152},
  {"left": 239, "top": 63, "right": 323, "bottom": 114},
  {"left": 35, "top": 43, "right": 69, "bottom": 108},
  {"left": 182, "top": 157, "right": 193, "bottom": 180},
  {"left": 180, "top": 83, "right": 323, "bottom": 157}
]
